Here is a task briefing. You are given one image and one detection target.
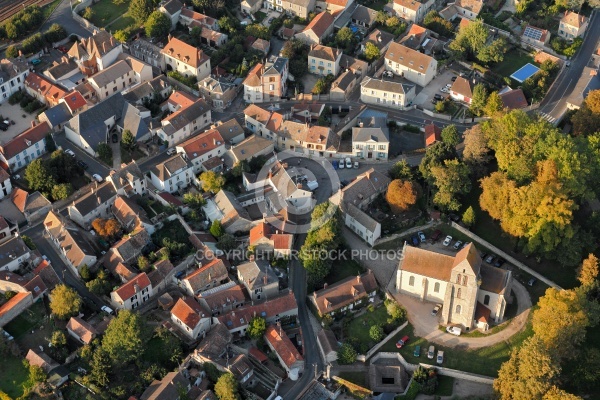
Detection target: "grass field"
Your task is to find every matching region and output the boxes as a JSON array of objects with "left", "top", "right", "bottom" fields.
[
  {"left": 345, "top": 306, "right": 389, "bottom": 346},
  {"left": 490, "top": 49, "right": 535, "bottom": 78},
  {"left": 338, "top": 371, "right": 367, "bottom": 387},
  {"left": 326, "top": 259, "right": 364, "bottom": 285},
  {"left": 105, "top": 14, "right": 135, "bottom": 31},
  {"left": 0, "top": 355, "right": 32, "bottom": 399},
  {"left": 4, "top": 301, "right": 46, "bottom": 338},
  {"left": 87, "top": 0, "right": 130, "bottom": 28},
  {"left": 376, "top": 318, "right": 533, "bottom": 377}
]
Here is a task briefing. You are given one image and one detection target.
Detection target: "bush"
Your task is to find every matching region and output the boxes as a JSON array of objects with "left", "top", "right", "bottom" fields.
[
  {"left": 167, "top": 70, "right": 197, "bottom": 88},
  {"left": 22, "top": 235, "right": 36, "bottom": 250},
  {"left": 8, "top": 91, "right": 24, "bottom": 105}
]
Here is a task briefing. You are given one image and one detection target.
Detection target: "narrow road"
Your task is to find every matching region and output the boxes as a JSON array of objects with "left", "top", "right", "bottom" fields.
[
  {"left": 537, "top": 9, "right": 600, "bottom": 124},
  {"left": 40, "top": 0, "right": 92, "bottom": 39}
]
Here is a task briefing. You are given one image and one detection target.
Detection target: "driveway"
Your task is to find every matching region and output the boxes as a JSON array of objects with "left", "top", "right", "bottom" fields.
[
  {"left": 414, "top": 69, "right": 457, "bottom": 108},
  {"left": 389, "top": 281, "right": 532, "bottom": 349},
  {"left": 40, "top": 0, "right": 92, "bottom": 39}
]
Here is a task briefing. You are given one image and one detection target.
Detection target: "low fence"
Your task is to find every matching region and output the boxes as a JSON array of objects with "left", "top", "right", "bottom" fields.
[
  {"left": 450, "top": 222, "right": 562, "bottom": 290},
  {"left": 371, "top": 352, "right": 495, "bottom": 385},
  {"left": 373, "top": 221, "right": 439, "bottom": 248},
  {"left": 356, "top": 321, "right": 408, "bottom": 362},
  {"left": 422, "top": 108, "right": 452, "bottom": 121}
]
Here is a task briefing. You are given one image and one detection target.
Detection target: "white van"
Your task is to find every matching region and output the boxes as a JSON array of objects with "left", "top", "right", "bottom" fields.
[
  {"left": 101, "top": 305, "right": 114, "bottom": 315},
  {"left": 345, "top": 157, "right": 352, "bottom": 168},
  {"left": 166, "top": 148, "right": 176, "bottom": 156}
]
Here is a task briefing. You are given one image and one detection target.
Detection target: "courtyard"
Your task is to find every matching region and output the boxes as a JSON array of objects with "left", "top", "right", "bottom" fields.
[{"left": 0, "top": 101, "right": 44, "bottom": 145}]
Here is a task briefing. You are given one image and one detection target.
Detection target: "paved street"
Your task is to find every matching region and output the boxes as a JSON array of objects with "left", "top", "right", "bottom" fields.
[
  {"left": 538, "top": 9, "right": 600, "bottom": 124},
  {"left": 53, "top": 131, "right": 111, "bottom": 179},
  {"left": 40, "top": 0, "right": 92, "bottom": 39}
]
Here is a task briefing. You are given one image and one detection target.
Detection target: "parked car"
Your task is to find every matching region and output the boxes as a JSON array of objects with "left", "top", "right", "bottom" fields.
[
  {"left": 433, "top": 94, "right": 443, "bottom": 101},
  {"left": 345, "top": 157, "right": 352, "bottom": 168},
  {"left": 413, "top": 345, "right": 421, "bottom": 357},
  {"left": 340, "top": 179, "right": 350, "bottom": 188},
  {"left": 332, "top": 160, "right": 339, "bottom": 169},
  {"left": 268, "top": 17, "right": 274, "bottom": 24},
  {"left": 440, "top": 87, "right": 449, "bottom": 93},
  {"left": 427, "top": 345, "right": 435, "bottom": 359},
  {"left": 481, "top": 253, "right": 488, "bottom": 261},
  {"left": 443, "top": 235, "right": 453, "bottom": 246},
  {"left": 462, "top": 241, "right": 470, "bottom": 249},
  {"left": 528, "top": 278, "right": 537, "bottom": 286},
  {"left": 64, "top": 149, "right": 76, "bottom": 157},
  {"left": 446, "top": 326, "right": 462, "bottom": 336},
  {"left": 395, "top": 335, "right": 409, "bottom": 348},
  {"left": 431, "top": 304, "right": 442, "bottom": 316},
  {"left": 451, "top": 76, "right": 457, "bottom": 82},
  {"left": 1, "top": 330, "right": 14, "bottom": 341},
  {"left": 411, "top": 235, "right": 419, "bottom": 246},
  {"left": 418, "top": 231, "right": 426, "bottom": 242},
  {"left": 437, "top": 350, "right": 444, "bottom": 364},
  {"left": 353, "top": 161, "right": 359, "bottom": 169},
  {"left": 453, "top": 240, "right": 463, "bottom": 250},
  {"left": 431, "top": 230, "right": 442, "bottom": 242},
  {"left": 77, "top": 160, "right": 88, "bottom": 169},
  {"left": 166, "top": 148, "right": 176, "bottom": 155},
  {"left": 485, "top": 254, "right": 496, "bottom": 264},
  {"left": 31, "top": 58, "right": 41, "bottom": 65},
  {"left": 92, "top": 174, "right": 103, "bottom": 182},
  {"left": 494, "top": 258, "right": 506, "bottom": 267},
  {"left": 0, "top": 123, "right": 7, "bottom": 131},
  {"left": 100, "top": 305, "right": 114, "bottom": 315},
  {"left": 448, "top": 213, "right": 460, "bottom": 222},
  {"left": 58, "top": 46, "right": 68, "bottom": 53}
]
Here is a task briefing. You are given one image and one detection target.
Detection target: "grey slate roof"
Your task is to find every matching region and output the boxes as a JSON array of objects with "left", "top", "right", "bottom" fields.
[
  {"left": 352, "top": 126, "right": 389, "bottom": 143},
  {"left": 361, "top": 77, "right": 414, "bottom": 95},
  {"left": 160, "top": 0, "right": 183, "bottom": 15},
  {"left": 46, "top": 59, "right": 78, "bottom": 81},
  {"left": 264, "top": 56, "right": 288, "bottom": 75},
  {"left": 70, "top": 181, "right": 117, "bottom": 217},
  {"left": 41, "top": 103, "right": 72, "bottom": 127},
  {"left": 123, "top": 75, "right": 171, "bottom": 104},
  {"left": 332, "top": 70, "right": 356, "bottom": 92},
  {"left": 89, "top": 60, "right": 132, "bottom": 88},
  {"left": 67, "top": 92, "right": 126, "bottom": 150},
  {"left": 213, "top": 118, "right": 244, "bottom": 143},
  {"left": 117, "top": 102, "right": 151, "bottom": 140},
  {"left": 351, "top": 5, "right": 378, "bottom": 26},
  {"left": 237, "top": 260, "right": 278, "bottom": 290},
  {"left": 0, "top": 237, "right": 30, "bottom": 268},
  {"left": 150, "top": 154, "right": 192, "bottom": 181}
]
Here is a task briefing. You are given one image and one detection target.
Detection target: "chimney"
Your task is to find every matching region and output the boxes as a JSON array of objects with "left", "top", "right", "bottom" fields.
[
  {"left": 168, "top": 34, "right": 173, "bottom": 42},
  {"left": 357, "top": 274, "right": 361, "bottom": 283},
  {"left": 31, "top": 121, "right": 36, "bottom": 128},
  {"left": 263, "top": 275, "right": 267, "bottom": 285},
  {"left": 323, "top": 283, "right": 328, "bottom": 289}
]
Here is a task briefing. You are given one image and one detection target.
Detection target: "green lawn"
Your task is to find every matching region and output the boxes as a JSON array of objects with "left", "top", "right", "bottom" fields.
[
  {"left": 4, "top": 301, "right": 46, "bottom": 338},
  {"left": 326, "top": 259, "right": 364, "bottom": 285},
  {"left": 88, "top": 0, "right": 130, "bottom": 28},
  {"left": 490, "top": 49, "right": 535, "bottom": 78},
  {"left": 338, "top": 371, "right": 367, "bottom": 387},
  {"left": 106, "top": 14, "right": 136, "bottom": 31},
  {"left": 345, "top": 306, "right": 390, "bottom": 347},
  {"left": 377, "top": 319, "right": 533, "bottom": 377},
  {"left": 359, "top": 0, "right": 389, "bottom": 11},
  {"left": 0, "top": 355, "right": 32, "bottom": 399}
]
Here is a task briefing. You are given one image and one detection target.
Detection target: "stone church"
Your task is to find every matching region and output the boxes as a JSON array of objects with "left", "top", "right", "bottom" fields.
[{"left": 395, "top": 243, "right": 512, "bottom": 330}]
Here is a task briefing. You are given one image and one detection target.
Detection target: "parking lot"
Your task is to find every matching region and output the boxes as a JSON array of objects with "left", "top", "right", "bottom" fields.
[
  {"left": 413, "top": 69, "right": 457, "bottom": 109},
  {"left": 261, "top": 10, "right": 281, "bottom": 27},
  {"left": 0, "top": 102, "right": 40, "bottom": 145}
]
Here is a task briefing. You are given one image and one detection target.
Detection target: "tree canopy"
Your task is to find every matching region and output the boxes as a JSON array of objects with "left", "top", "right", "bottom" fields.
[
  {"left": 441, "top": 125, "right": 460, "bottom": 146},
  {"left": 102, "top": 310, "right": 151, "bottom": 365},
  {"left": 50, "top": 284, "right": 82, "bottom": 319},
  {"left": 200, "top": 171, "right": 226, "bottom": 193},
  {"left": 247, "top": 317, "right": 267, "bottom": 339},
  {"left": 386, "top": 179, "right": 419, "bottom": 213},
  {"left": 214, "top": 373, "right": 240, "bottom": 400},
  {"left": 431, "top": 159, "right": 471, "bottom": 211},
  {"left": 128, "top": 0, "right": 153, "bottom": 25},
  {"left": 145, "top": 11, "right": 171, "bottom": 39}
]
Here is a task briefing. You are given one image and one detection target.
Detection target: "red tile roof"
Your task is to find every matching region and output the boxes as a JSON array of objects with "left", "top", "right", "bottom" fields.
[
  {"left": 114, "top": 273, "right": 151, "bottom": 301},
  {"left": 248, "top": 346, "right": 268, "bottom": 363},
  {"left": 217, "top": 291, "right": 297, "bottom": 330},
  {"left": 499, "top": 89, "right": 528, "bottom": 110},
  {"left": 424, "top": 123, "right": 442, "bottom": 146},
  {"left": 24, "top": 275, "right": 47, "bottom": 300},
  {"left": 178, "top": 129, "right": 225, "bottom": 160},
  {"left": 264, "top": 325, "right": 303, "bottom": 369},
  {"left": 271, "top": 234, "right": 293, "bottom": 250},
  {"left": 171, "top": 297, "right": 207, "bottom": 329},
  {"left": 302, "top": 12, "right": 334, "bottom": 39},
  {"left": 0, "top": 292, "right": 31, "bottom": 320},
  {"left": 311, "top": 270, "right": 378, "bottom": 315},
  {"left": 11, "top": 187, "right": 28, "bottom": 212},
  {"left": 61, "top": 90, "right": 87, "bottom": 112},
  {"left": 0, "top": 122, "right": 51, "bottom": 159},
  {"left": 168, "top": 90, "right": 197, "bottom": 109},
  {"left": 249, "top": 222, "right": 272, "bottom": 245},
  {"left": 475, "top": 301, "right": 491, "bottom": 323}
]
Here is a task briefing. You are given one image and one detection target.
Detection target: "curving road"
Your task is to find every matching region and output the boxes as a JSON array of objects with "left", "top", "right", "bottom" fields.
[
  {"left": 40, "top": 0, "right": 92, "bottom": 39},
  {"left": 537, "top": 9, "right": 600, "bottom": 124}
]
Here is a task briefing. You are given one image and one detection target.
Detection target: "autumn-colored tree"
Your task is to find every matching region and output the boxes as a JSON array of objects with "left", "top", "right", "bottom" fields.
[
  {"left": 585, "top": 89, "right": 600, "bottom": 114},
  {"left": 138, "top": 255, "right": 150, "bottom": 271},
  {"left": 462, "top": 206, "right": 476, "bottom": 227},
  {"left": 385, "top": 179, "right": 419, "bottom": 214},
  {"left": 91, "top": 218, "right": 121, "bottom": 238},
  {"left": 578, "top": 254, "right": 599, "bottom": 288},
  {"left": 533, "top": 288, "right": 589, "bottom": 360},
  {"left": 542, "top": 387, "right": 583, "bottom": 400},
  {"left": 462, "top": 124, "right": 490, "bottom": 172},
  {"left": 199, "top": 170, "right": 226, "bottom": 193},
  {"left": 50, "top": 284, "right": 82, "bottom": 319},
  {"left": 494, "top": 336, "right": 561, "bottom": 400}
]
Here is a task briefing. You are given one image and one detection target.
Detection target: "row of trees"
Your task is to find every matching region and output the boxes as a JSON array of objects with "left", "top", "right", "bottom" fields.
[
  {"left": 0, "top": 6, "right": 44, "bottom": 41},
  {"left": 495, "top": 255, "right": 600, "bottom": 398},
  {"left": 6, "top": 24, "right": 67, "bottom": 58},
  {"left": 24, "top": 149, "right": 79, "bottom": 201}
]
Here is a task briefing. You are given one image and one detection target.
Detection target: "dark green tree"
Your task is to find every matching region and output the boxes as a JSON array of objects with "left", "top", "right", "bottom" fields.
[
  {"left": 145, "top": 11, "right": 171, "bottom": 39},
  {"left": 441, "top": 124, "right": 460, "bottom": 146},
  {"left": 338, "top": 343, "right": 357, "bottom": 364},
  {"left": 128, "top": 0, "right": 153, "bottom": 25},
  {"left": 210, "top": 220, "right": 224, "bottom": 238},
  {"left": 97, "top": 143, "right": 112, "bottom": 165},
  {"left": 101, "top": 310, "right": 150, "bottom": 365},
  {"left": 5, "top": 45, "right": 18, "bottom": 58},
  {"left": 121, "top": 129, "right": 136, "bottom": 152},
  {"left": 247, "top": 316, "right": 267, "bottom": 339}
]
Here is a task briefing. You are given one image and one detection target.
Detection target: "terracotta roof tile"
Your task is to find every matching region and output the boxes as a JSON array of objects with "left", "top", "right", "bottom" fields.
[
  {"left": 177, "top": 129, "right": 225, "bottom": 160},
  {"left": 217, "top": 291, "right": 297, "bottom": 330},
  {"left": 114, "top": 272, "right": 151, "bottom": 301},
  {"left": 399, "top": 245, "right": 455, "bottom": 281},
  {"left": 424, "top": 123, "right": 442, "bottom": 146},
  {"left": 264, "top": 325, "right": 303, "bottom": 368},
  {"left": 62, "top": 90, "right": 87, "bottom": 112},
  {"left": 499, "top": 89, "right": 528, "bottom": 110},
  {"left": 311, "top": 270, "right": 378, "bottom": 315},
  {"left": 171, "top": 297, "right": 208, "bottom": 329},
  {"left": 561, "top": 10, "right": 587, "bottom": 27},
  {"left": 10, "top": 188, "right": 27, "bottom": 212},
  {"left": 302, "top": 12, "right": 334, "bottom": 39},
  {"left": 475, "top": 301, "right": 491, "bottom": 322},
  {"left": 0, "top": 122, "right": 51, "bottom": 159},
  {"left": 161, "top": 37, "right": 209, "bottom": 68},
  {"left": 24, "top": 276, "right": 47, "bottom": 300},
  {"left": 385, "top": 42, "right": 435, "bottom": 74}
]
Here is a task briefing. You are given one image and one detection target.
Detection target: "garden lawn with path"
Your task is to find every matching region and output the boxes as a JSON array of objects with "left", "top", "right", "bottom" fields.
[
  {"left": 345, "top": 306, "right": 389, "bottom": 347},
  {"left": 87, "top": 0, "right": 130, "bottom": 28},
  {"left": 490, "top": 48, "right": 535, "bottom": 78},
  {"left": 106, "top": 14, "right": 136, "bottom": 31},
  {"left": 376, "top": 318, "right": 533, "bottom": 377}
]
